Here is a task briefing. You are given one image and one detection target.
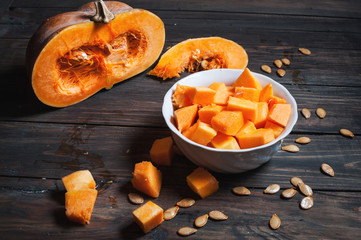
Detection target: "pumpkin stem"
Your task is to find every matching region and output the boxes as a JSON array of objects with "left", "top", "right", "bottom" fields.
[{"left": 91, "top": 0, "right": 115, "bottom": 23}]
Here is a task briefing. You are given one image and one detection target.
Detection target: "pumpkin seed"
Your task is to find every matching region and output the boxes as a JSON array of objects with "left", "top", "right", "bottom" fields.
[
  {"left": 282, "top": 144, "right": 299, "bottom": 153},
  {"left": 282, "top": 58, "right": 291, "bottom": 66},
  {"left": 277, "top": 69, "right": 286, "bottom": 77},
  {"left": 298, "top": 183, "right": 313, "bottom": 196},
  {"left": 299, "top": 48, "right": 311, "bottom": 55},
  {"left": 201, "top": 60, "right": 209, "bottom": 69},
  {"left": 177, "top": 227, "right": 197, "bottom": 236},
  {"left": 316, "top": 108, "right": 326, "bottom": 119},
  {"left": 281, "top": 188, "right": 297, "bottom": 199},
  {"left": 340, "top": 129, "right": 354, "bottom": 138},
  {"left": 232, "top": 186, "right": 251, "bottom": 196},
  {"left": 164, "top": 206, "right": 179, "bottom": 220},
  {"left": 128, "top": 193, "right": 144, "bottom": 205},
  {"left": 269, "top": 214, "right": 281, "bottom": 230},
  {"left": 300, "top": 196, "right": 314, "bottom": 210},
  {"left": 261, "top": 65, "right": 272, "bottom": 74},
  {"left": 209, "top": 210, "right": 228, "bottom": 220},
  {"left": 264, "top": 184, "right": 280, "bottom": 194},
  {"left": 301, "top": 108, "right": 311, "bottom": 119},
  {"left": 295, "top": 137, "right": 311, "bottom": 144},
  {"left": 177, "top": 198, "right": 195, "bottom": 208},
  {"left": 194, "top": 214, "right": 209, "bottom": 228},
  {"left": 290, "top": 177, "right": 304, "bottom": 187},
  {"left": 274, "top": 59, "right": 283, "bottom": 68},
  {"left": 321, "top": 163, "right": 335, "bottom": 177}
]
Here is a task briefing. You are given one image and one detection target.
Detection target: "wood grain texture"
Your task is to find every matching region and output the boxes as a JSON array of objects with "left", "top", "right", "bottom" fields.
[
  {"left": 1, "top": 179, "right": 360, "bottom": 239},
  {"left": 0, "top": 0, "right": 361, "bottom": 239},
  {"left": 0, "top": 122, "right": 360, "bottom": 190}
]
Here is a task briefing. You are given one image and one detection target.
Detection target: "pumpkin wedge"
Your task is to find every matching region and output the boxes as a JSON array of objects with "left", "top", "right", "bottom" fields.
[
  {"left": 149, "top": 37, "right": 248, "bottom": 80},
  {"left": 26, "top": 1, "right": 165, "bottom": 107}
]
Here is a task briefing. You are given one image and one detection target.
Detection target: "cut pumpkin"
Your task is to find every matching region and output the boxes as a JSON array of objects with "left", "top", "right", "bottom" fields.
[
  {"left": 149, "top": 37, "right": 248, "bottom": 80},
  {"left": 26, "top": 1, "right": 165, "bottom": 107}
]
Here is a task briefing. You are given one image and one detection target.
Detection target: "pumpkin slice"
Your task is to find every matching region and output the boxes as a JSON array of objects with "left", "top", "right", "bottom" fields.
[
  {"left": 149, "top": 37, "right": 248, "bottom": 80},
  {"left": 26, "top": 1, "right": 165, "bottom": 107}
]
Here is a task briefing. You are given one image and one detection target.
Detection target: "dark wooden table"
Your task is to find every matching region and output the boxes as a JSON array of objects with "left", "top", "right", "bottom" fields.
[{"left": 1, "top": 0, "right": 361, "bottom": 239}]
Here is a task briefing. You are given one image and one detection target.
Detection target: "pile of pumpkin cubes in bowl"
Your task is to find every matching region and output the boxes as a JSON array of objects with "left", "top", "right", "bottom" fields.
[{"left": 172, "top": 68, "right": 291, "bottom": 149}]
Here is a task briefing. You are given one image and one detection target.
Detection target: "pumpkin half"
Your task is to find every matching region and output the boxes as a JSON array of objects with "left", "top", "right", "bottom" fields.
[
  {"left": 148, "top": 37, "right": 248, "bottom": 80},
  {"left": 26, "top": 1, "right": 165, "bottom": 107}
]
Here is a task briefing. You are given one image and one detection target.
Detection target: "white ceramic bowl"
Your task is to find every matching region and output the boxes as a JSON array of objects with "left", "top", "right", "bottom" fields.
[{"left": 162, "top": 69, "right": 298, "bottom": 173}]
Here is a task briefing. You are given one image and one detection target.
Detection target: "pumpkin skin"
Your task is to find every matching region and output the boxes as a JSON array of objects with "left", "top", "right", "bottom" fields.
[
  {"left": 149, "top": 37, "right": 248, "bottom": 80},
  {"left": 26, "top": 1, "right": 165, "bottom": 107}
]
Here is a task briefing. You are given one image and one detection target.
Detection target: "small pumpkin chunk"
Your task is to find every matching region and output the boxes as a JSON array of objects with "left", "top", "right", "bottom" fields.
[
  {"left": 150, "top": 136, "right": 174, "bottom": 166},
  {"left": 132, "top": 201, "right": 164, "bottom": 233},
  {"left": 211, "top": 111, "right": 244, "bottom": 136},
  {"left": 234, "top": 87, "right": 261, "bottom": 102},
  {"left": 182, "top": 122, "right": 198, "bottom": 139},
  {"left": 264, "top": 120, "right": 284, "bottom": 138},
  {"left": 190, "top": 121, "right": 217, "bottom": 146},
  {"left": 268, "top": 96, "right": 286, "bottom": 109},
  {"left": 227, "top": 97, "right": 257, "bottom": 122},
  {"left": 268, "top": 104, "right": 291, "bottom": 127},
  {"left": 198, "top": 104, "right": 224, "bottom": 124},
  {"left": 174, "top": 104, "right": 198, "bottom": 132},
  {"left": 233, "top": 68, "right": 262, "bottom": 90},
  {"left": 236, "top": 128, "right": 275, "bottom": 149},
  {"left": 259, "top": 83, "right": 273, "bottom": 102},
  {"left": 172, "top": 84, "right": 193, "bottom": 108},
  {"left": 188, "top": 86, "right": 216, "bottom": 107},
  {"left": 131, "top": 161, "right": 162, "bottom": 198},
  {"left": 62, "top": 169, "right": 96, "bottom": 191},
  {"left": 186, "top": 167, "right": 219, "bottom": 199},
  {"left": 235, "top": 120, "right": 256, "bottom": 138},
  {"left": 254, "top": 102, "right": 269, "bottom": 128},
  {"left": 209, "top": 82, "right": 230, "bottom": 105},
  {"left": 211, "top": 133, "right": 240, "bottom": 150},
  {"left": 65, "top": 189, "right": 98, "bottom": 224}
]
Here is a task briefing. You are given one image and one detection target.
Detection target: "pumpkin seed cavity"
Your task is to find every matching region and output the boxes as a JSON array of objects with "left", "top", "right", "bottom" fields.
[
  {"left": 188, "top": 49, "right": 226, "bottom": 72},
  {"left": 57, "top": 31, "right": 146, "bottom": 93}
]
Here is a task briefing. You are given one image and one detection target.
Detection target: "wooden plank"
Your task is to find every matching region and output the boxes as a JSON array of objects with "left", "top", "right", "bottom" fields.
[
  {"left": 0, "top": 69, "right": 360, "bottom": 134},
  {"left": 2, "top": 8, "right": 361, "bottom": 34},
  {"left": 0, "top": 178, "right": 360, "bottom": 239},
  {"left": 0, "top": 122, "right": 360, "bottom": 191},
  {"left": 10, "top": 0, "right": 361, "bottom": 18}
]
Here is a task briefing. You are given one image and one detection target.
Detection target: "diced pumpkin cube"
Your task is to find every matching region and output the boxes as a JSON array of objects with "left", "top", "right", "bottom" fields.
[
  {"left": 232, "top": 68, "right": 262, "bottom": 90},
  {"left": 268, "top": 104, "right": 291, "bottom": 127},
  {"left": 182, "top": 121, "right": 198, "bottom": 139},
  {"left": 172, "top": 84, "right": 193, "bottom": 108},
  {"left": 62, "top": 170, "right": 96, "bottom": 192},
  {"left": 254, "top": 102, "right": 269, "bottom": 128},
  {"left": 150, "top": 136, "right": 174, "bottom": 166},
  {"left": 131, "top": 161, "right": 162, "bottom": 198},
  {"left": 188, "top": 86, "right": 216, "bottom": 107},
  {"left": 226, "top": 86, "right": 235, "bottom": 96},
  {"left": 186, "top": 167, "right": 219, "bottom": 199},
  {"left": 259, "top": 83, "right": 273, "bottom": 102},
  {"left": 268, "top": 96, "right": 287, "bottom": 109},
  {"left": 264, "top": 120, "right": 284, "bottom": 138},
  {"left": 235, "top": 120, "right": 256, "bottom": 138},
  {"left": 234, "top": 87, "right": 261, "bottom": 102},
  {"left": 209, "top": 82, "right": 230, "bottom": 105},
  {"left": 236, "top": 128, "right": 275, "bottom": 149},
  {"left": 65, "top": 189, "right": 98, "bottom": 224},
  {"left": 227, "top": 96, "right": 257, "bottom": 122},
  {"left": 198, "top": 104, "right": 224, "bottom": 124},
  {"left": 211, "top": 111, "right": 244, "bottom": 136},
  {"left": 132, "top": 201, "right": 164, "bottom": 233},
  {"left": 211, "top": 133, "right": 240, "bottom": 150},
  {"left": 174, "top": 104, "right": 198, "bottom": 132},
  {"left": 190, "top": 121, "right": 217, "bottom": 146}
]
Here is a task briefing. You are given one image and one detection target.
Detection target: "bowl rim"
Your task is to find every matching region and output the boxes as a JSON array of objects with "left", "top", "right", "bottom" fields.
[{"left": 162, "top": 68, "right": 298, "bottom": 153}]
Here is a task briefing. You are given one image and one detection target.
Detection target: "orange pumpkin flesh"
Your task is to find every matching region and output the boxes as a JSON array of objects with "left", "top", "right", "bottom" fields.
[
  {"left": 26, "top": 1, "right": 165, "bottom": 107},
  {"left": 149, "top": 37, "right": 248, "bottom": 80}
]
